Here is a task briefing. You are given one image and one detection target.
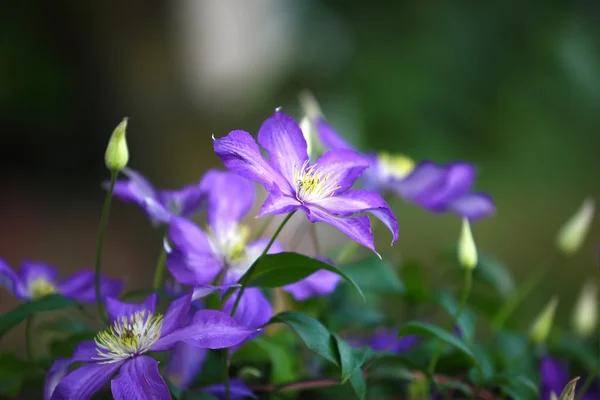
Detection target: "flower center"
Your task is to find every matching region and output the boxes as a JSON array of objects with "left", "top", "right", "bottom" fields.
[
  {"left": 207, "top": 224, "right": 250, "bottom": 265},
  {"left": 377, "top": 153, "right": 415, "bottom": 180},
  {"left": 28, "top": 278, "right": 57, "bottom": 299},
  {"left": 94, "top": 310, "right": 164, "bottom": 363},
  {"left": 293, "top": 160, "right": 340, "bottom": 203}
]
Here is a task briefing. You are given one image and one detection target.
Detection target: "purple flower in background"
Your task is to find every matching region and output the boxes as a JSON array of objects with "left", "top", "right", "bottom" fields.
[
  {"left": 540, "top": 356, "right": 600, "bottom": 400},
  {"left": 46, "top": 293, "right": 254, "bottom": 400},
  {"left": 110, "top": 167, "right": 206, "bottom": 224},
  {"left": 201, "top": 379, "right": 256, "bottom": 399},
  {"left": 213, "top": 110, "right": 398, "bottom": 254},
  {"left": 313, "top": 119, "right": 495, "bottom": 220},
  {"left": 0, "top": 259, "right": 122, "bottom": 302},
  {"left": 283, "top": 258, "right": 341, "bottom": 301},
  {"left": 350, "top": 328, "right": 419, "bottom": 354}
]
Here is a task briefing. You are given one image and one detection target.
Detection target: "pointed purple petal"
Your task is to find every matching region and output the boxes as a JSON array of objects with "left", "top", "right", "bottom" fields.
[
  {"left": 111, "top": 168, "right": 157, "bottom": 205},
  {"left": 19, "top": 261, "right": 59, "bottom": 285},
  {"left": 283, "top": 269, "right": 341, "bottom": 301},
  {"left": 202, "top": 379, "right": 257, "bottom": 399},
  {"left": 315, "top": 119, "right": 355, "bottom": 150},
  {"left": 213, "top": 130, "right": 290, "bottom": 194},
  {"left": 313, "top": 149, "right": 370, "bottom": 194},
  {"left": 305, "top": 206, "right": 376, "bottom": 254},
  {"left": 422, "top": 162, "right": 476, "bottom": 207},
  {"left": 59, "top": 271, "right": 123, "bottom": 303},
  {"left": 158, "top": 184, "right": 207, "bottom": 219},
  {"left": 257, "top": 111, "right": 309, "bottom": 188},
  {"left": 164, "top": 342, "right": 208, "bottom": 390},
  {"left": 151, "top": 310, "right": 255, "bottom": 351},
  {"left": 45, "top": 358, "right": 71, "bottom": 400},
  {"left": 317, "top": 189, "right": 399, "bottom": 244},
  {"left": 50, "top": 361, "right": 122, "bottom": 400},
  {"left": 540, "top": 356, "right": 569, "bottom": 398},
  {"left": 161, "top": 293, "right": 192, "bottom": 337},
  {"left": 71, "top": 340, "right": 99, "bottom": 362},
  {"left": 447, "top": 193, "right": 495, "bottom": 220},
  {"left": 257, "top": 186, "right": 300, "bottom": 217},
  {"left": 0, "top": 258, "right": 24, "bottom": 298},
  {"left": 111, "top": 356, "right": 170, "bottom": 400},
  {"left": 106, "top": 294, "right": 158, "bottom": 324},
  {"left": 392, "top": 161, "right": 446, "bottom": 200},
  {"left": 200, "top": 170, "right": 255, "bottom": 233},
  {"left": 223, "top": 288, "right": 272, "bottom": 330}
]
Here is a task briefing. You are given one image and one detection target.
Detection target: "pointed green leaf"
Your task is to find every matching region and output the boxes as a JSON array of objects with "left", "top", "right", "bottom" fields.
[
  {"left": 0, "top": 294, "right": 78, "bottom": 337},
  {"left": 333, "top": 334, "right": 374, "bottom": 383},
  {"left": 340, "top": 256, "right": 404, "bottom": 293},
  {"left": 247, "top": 252, "right": 364, "bottom": 301},
  {"left": 435, "top": 292, "right": 475, "bottom": 344},
  {"left": 558, "top": 377, "right": 579, "bottom": 400},
  {"left": 348, "top": 368, "right": 367, "bottom": 400}
]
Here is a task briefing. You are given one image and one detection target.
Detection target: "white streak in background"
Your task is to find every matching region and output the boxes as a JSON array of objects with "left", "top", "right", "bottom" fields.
[
  {"left": 572, "top": 282, "right": 597, "bottom": 338},
  {"left": 174, "top": 0, "right": 296, "bottom": 110}
]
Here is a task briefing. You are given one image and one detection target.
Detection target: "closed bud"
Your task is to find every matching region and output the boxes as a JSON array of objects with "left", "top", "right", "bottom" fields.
[
  {"left": 300, "top": 116, "right": 316, "bottom": 159},
  {"left": 529, "top": 297, "right": 559, "bottom": 344},
  {"left": 104, "top": 118, "right": 129, "bottom": 171},
  {"left": 556, "top": 198, "right": 595, "bottom": 256},
  {"left": 458, "top": 218, "right": 478, "bottom": 270},
  {"left": 572, "top": 282, "right": 597, "bottom": 337},
  {"left": 237, "top": 366, "right": 263, "bottom": 381},
  {"left": 298, "top": 89, "right": 323, "bottom": 121}
]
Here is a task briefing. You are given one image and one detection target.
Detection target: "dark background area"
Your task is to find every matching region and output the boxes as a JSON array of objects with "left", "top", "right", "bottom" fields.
[{"left": 1, "top": 1, "right": 598, "bottom": 351}]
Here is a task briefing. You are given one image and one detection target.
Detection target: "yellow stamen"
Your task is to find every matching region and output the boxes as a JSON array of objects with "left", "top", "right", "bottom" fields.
[
  {"left": 94, "top": 310, "right": 163, "bottom": 363},
  {"left": 378, "top": 153, "right": 415, "bottom": 179},
  {"left": 293, "top": 160, "right": 341, "bottom": 203},
  {"left": 28, "top": 278, "right": 57, "bottom": 299},
  {"left": 207, "top": 224, "right": 251, "bottom": 264}
]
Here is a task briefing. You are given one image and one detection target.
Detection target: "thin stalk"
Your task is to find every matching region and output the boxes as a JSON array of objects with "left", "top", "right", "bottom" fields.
[
  {"left": 152, "top": 247, "right": 168, "bottom": 291},
  {"left": 309, "top": 222, "right": 321, "bottom": 255},
  {"left": 25, "top": 315, "right": 35, "bottom": 366},
  {"left": 230, "top": 212, "right": 295, "bottom": 317},
  {"left": 222, "top": 348, "right": 231, "bottom": 400},
  {"left": 94, "top": 170, "right": 118, "bottom": 323}
]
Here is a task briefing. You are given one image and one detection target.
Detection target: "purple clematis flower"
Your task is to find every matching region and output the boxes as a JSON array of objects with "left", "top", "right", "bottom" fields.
[
  {"left": 540, "top": 356, "right": 600, "bottom": 400},
  {"left": 283, "top": 258, "right": 341, "bottom": 301},
  {"left": 201, "top": 379, "right": 256, "bottom": 399},
  {"left": 46, "top": 293, "right": 255, "bottom": 400},
  {"left": 0, "top": 259, "right": 122, "bottom": 302},
  {"left": 110, "top": 167, "right": 206, "bottom": 224},
  {"left": 213, "top": 110, "right": 398, "bottom": 254},
  {"left": 349, "top": 328, "right": 419, "bottom": 354},
  {"left": 313, "top": 119, "right": 495, "bottom": 220}
]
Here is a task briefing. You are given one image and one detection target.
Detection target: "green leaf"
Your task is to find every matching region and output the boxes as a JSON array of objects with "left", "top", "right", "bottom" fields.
[
  {"left": 0, "top": 294, "right": 78, "bottom": 337},
  {"left": 491, "top": 375, "right": 539, "bottom": 400},
  {"left": 397, "top": 322, "right": 479, "bottom": 371},
  {"left": 333, "top": 334, "right": 374, "bottom": 383},
  {"left": 348, "top": 368, "right": 367, "bottom": 400},
  {"left": 247, "top": 252, "right": 365, "bottom": 301},
  {"left": 0, "top": 354, "right": 28, "bottom": 395},
  {"left": 339, "top": 256, "right": 404, "bottom": 293},
  {"left": 253, "top": 337, "right": 299, "bottom": 384},
  {"left": 400, "top": 261, "right": 431, "bottom": 302},
  {"left": 472, "top": 254, "right": 515, "bottom": 298},
  {"left": 269, "top": 311, "right": 339, "bottom": 366},
  {"left": 50, "top": 332, "right": 97, "bottom": 359},
  {"left": 558, "top": 377, "right": 580, "bottom": 400},
  {"left": 435, "top": 292, "right": 475, "bottom": 344}
]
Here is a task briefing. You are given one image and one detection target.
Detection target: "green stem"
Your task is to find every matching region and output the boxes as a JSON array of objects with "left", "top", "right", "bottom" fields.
[
  {"left": 222, "top": 349, "right": 231, "bottom": 400},
  {"left": 309, "top": 222, "right": 321, "bottom": 255},
  {"left": 152, "top": 247, "right": 168, "bottom": 291},
  {"left": 25, "top": 315, "right": 35, "bottom": 366},
  {"left": 574, "top": 365, "right": 600, "bottom": 400},
  {"left": 428, "top": 268, "right": 473, "bottom": 376},
  {"left": 95, "top": 170, "right": 118, "bottom": 323},
  {"left": 230, "top": 212, "right": 295, "bottom": 317},
  {"left": 336, "top": 240, "right": 360, "bottom": 264}
]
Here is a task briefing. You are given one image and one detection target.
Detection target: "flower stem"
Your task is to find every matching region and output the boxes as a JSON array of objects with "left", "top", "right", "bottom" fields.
[
  {"left": 222, "top": 348, "right": 231, "bottom": 400},
  {"left": 427, "top": 268, "right": 473, "bottom": 377},
  {"left": 230, "top": 211, "right": 295, "bottom": 317},
  {"left": 94, "top": 170, "right": 118, "bottom": 323},
  {"left": 152, "top": 247, "right": 167, "bottom": 291},
  {"left": 25, "top": 315, "right": 35, "bottom": 366}
]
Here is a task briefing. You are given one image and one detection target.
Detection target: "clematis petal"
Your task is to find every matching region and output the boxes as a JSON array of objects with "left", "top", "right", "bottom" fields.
[
  {"left": 200, "top": 170, "right": 255, "bottom": 233},
  {"left": 19, "top": 261, "right": 59, "bottom": 285},
  {"left": 447, "top": 193, "right": 495, "bottom": 220},
  {"left": 151, "top": 310, "right": 255, "bottom": 351},
  {"left": 50, "top": 361, "right": 122, "bottom": 400},
  {"left": 201, "top": 379, "right": 257, "bottom": 399},
  {"left": 111, "top": 168, "right": 157, "bottom": 205},
  {"left": 223, "top": 288, "right": 272, "bottom": 330},
  {"left": 305, "top": 206, "right": 376, "bottom": 254},
  {"left": 160, "top": 293, "right": 192, "bottom": 337},
  {"left": 59, "top": 271, "right": 123, "bottom": 303},
  {"left": 164, "top": 342, "right": 208, "bottom": 390},
  {"left": 417, "top": 162, "right": 475, "bottom": 209},
  {"left": 105, "top": 294, "right": 158, "bottom": 324},
  {"left": 192, "top": 284, "right": 240, "bottom": 300},
  {"left": 257, "top": 111, "right": 309, "bottom": 188},
  {"left": 111, "top": 356, "right": 170, "bottom": 400},
  {"left": 45, "top": 358, "right": 71, "bottom": 400},
  {"left": 540, "top": 356, "right": 569, "bottom": 399},
  {"left": 0, "top": 258, "right": 24, "bottom": 298},
  {"left": 71, "top": 340, "right": 99, "bottom": 362},
  {"left": 392, "top": 161, "right": 446, "bottom": 200},
  {"left": 313, "top": 149, "right": 370, "bottom": 194},
  {"left": 317, "top": 189, "right": 399, "bottom": 244},
  {"left": 158, "top": 184, "right": 207, "bottom": 219},
  {"left": 314, "top": 119, "right": 355, "bottom": 150},
  {"left": 257, "top": 186, "right": 300, "bottom": 217},
  {"left": 213, "top": 130, "right": 289, "bottom": 193},
  {"left": 283, "top": 269, "right": 341, "bottom": 301}
]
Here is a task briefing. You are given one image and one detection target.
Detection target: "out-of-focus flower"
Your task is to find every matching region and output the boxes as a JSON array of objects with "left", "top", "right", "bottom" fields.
[
  {"left": 110, "top": 168, "right": 206, "bottom": 225},
  {"left": 213, "top": 110, "right": 398, "bottom": 255},
  {"left": 540, "top": 356, "right": 600, "bottom": 400},
  {"left": 529, "top": 297, "right": 559, "bottom": 345},
  {"left": 556, "top": 198, "right": 595, "bottom": 256},
  {"left": 200, "top": 379, "right": 256, "bottom": 400},
  {"left": 283, "top": 268, "right": 341, "bottom": 301},
  {"left": 46, "top": 293, "right": 254, "bottom": 400},
  {"left": 0, "top": 259, "right": 122, "bottom": 302},
  {"left": 572, "top": 282, "right": 597, "bottom": 337},
  {"left": 458, "top": 218, "right": 478, "bottom": 270},
  {"left": 312, "top": 117, "right": 495, "bottom": 220},
  {"left": 349, "top": 328, "right": 419, "bottom": 354},
  {"left": 104, "top": 118, "right": 129, "bottom": 172}
]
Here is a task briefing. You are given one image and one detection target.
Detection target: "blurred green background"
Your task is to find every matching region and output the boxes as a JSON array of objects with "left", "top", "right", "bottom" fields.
[{"left": 0, "top": 1, "right": 598, "bottom": 350}]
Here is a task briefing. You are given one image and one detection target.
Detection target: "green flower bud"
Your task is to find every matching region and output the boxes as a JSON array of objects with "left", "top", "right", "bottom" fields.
[
  {"left": 529, "top": 297, "right": 559, "bottom": 344},
  {"left": 556, "top": 198, "right": 595, "bottom": 256},
  {"left": 458, "top": 218, "right": 478, "bottom": 270},
  {"left": 105, "top": 118, "right": 129, "bottom": 171},
  {"left": 572, "top": 282, "right": 597, "bottom": 337},
  {"left": 298, "top": 89, "right": 323, "bottom": 121}
]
